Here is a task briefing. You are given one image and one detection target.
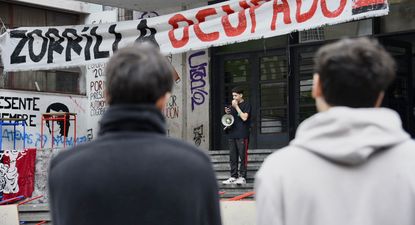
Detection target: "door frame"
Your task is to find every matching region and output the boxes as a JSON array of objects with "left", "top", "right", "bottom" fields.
[{"left": 211, "top": 49, "right": 290, "bottom": 150}]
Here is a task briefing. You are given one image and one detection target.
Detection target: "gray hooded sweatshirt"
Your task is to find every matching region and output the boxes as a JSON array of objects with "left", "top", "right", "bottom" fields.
[{"left": 255, "top": 107, "right": 415, "bottom": 225}]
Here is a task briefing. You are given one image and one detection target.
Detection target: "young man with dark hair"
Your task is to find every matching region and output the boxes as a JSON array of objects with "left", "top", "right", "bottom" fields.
[
  {"left": 48, "top": 43, "right": 222, "bottom": 225},
  {"left": 222, "top": 86, "right": 251, "bottom": 185},
  {"left": 256, "top": 37, "right": 415, "bottom": 225}
]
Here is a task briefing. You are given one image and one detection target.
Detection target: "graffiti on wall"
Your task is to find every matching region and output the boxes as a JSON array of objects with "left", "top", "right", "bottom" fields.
[
  {"left": 1, "top": 91, "right": 88, "bottom": 149},
  {"left": 193, "top": 124, "right": 205, "bottom": 147},
  {"left": 188, "top": 51, "right": 208, "bottom": 111},
  {"left": 2, "top": 128, "right": 87, "bottom": 148},
  {"left": 164, "top": 95, "right": 179, "bottom": 119},
  {"left": 45, "top": 103, "right": 71, "bottom": 137},
  {"left": 0, "top": 96, "right": 40, "bottom": 127},
  {"left": 88, "top": 63, "right": 107, "bottom": 117}
]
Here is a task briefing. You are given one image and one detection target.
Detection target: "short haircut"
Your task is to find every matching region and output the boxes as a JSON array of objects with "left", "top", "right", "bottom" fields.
[
  {"left": 314, "top": 37, "right": 396, "bottom": 108},
  {"left": 105, "top": 42, "right": 174, "bottom": 105},
  {"left": 232, "top": 86, "right": 244, "bottom": 95}
]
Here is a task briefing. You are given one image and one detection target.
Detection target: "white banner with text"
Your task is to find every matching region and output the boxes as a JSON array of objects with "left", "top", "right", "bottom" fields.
[{"left": 0, "top": 0, "right": 388, "bottom": 72}]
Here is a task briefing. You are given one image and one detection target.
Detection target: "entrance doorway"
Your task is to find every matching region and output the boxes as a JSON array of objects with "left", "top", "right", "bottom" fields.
[
  {"left": 212, "top": 50, "right": 290, "bottom": 149},
  {"left": 211, "top": 32, "right": 415, "bottom": 150}
]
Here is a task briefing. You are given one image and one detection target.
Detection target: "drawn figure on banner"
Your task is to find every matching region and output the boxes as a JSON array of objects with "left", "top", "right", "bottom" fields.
[
  {"left": 137, "top": 11, "right": 160, "bottom": 19},
  {"left": 193, "top": 124, "right": 205, "bottom": 147},
  {"left": 45, "top": 103, "right": 71, "bottom": 137},
  {"left": 0, "top": 150, "right": 26, "bottom": 193},
  {"left": 189, "top": 51, "right": 208, "bottom": 111}
]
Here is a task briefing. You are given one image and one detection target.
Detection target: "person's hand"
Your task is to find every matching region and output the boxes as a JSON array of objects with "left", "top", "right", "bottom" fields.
[
  {"left": 231, "top": 100, "right": 238, "bottom": 108},
  {"left": 224, "top": 106, "right": 231, "bottom": 114}
]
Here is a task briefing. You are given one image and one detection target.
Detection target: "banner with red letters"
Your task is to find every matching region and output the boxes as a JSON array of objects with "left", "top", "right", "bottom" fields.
[{"left": 0, "top": 0, "right": 389, "bottom": 72}]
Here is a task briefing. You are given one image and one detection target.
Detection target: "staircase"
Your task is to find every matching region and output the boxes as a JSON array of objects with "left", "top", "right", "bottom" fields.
[
  {"left": 18, "top": 203, "right": 51, "bottom": 225},
  {"left": 208, "top": 149, "right": 276, "bottom": 199}
]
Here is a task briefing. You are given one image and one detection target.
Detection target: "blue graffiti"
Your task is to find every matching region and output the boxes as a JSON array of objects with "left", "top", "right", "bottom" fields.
[
  {"left": 188, "top": 51, "right": 208, "bottom": 111},
  {"left": 1, "top": 129, "right": 87, "bottom": 148}
]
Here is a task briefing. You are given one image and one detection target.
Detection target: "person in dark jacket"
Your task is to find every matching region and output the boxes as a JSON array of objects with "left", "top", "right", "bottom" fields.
[
  {"left": 48, "top": 43, "right": 222, "bottom": 225},
  {"left": 222, "top": 87, "right": 251, "bottom": 185}
]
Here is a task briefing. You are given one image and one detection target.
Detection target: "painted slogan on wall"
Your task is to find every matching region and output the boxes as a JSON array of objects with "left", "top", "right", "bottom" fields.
[
  {"left": 0, "top": 90, "right": 88, "bottom": 150},
  {"left": 186, "top": 50, "right": 210, "bottom": 149},
  {"left": 84, "top": 10, "right": 118, "bottom": 139}
]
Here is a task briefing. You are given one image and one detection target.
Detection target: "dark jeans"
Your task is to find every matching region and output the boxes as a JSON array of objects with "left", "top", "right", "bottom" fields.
[{"left": 228, "top": 138, "right": 249, "bottom": 178}]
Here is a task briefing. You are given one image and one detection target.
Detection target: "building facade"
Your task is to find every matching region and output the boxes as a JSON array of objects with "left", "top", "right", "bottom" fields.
[
  {"left": 0, "top": 0, "right": 414, "bottom": 151},
  {"left": 210, "top": 0, "right": 415, "bottom": 150}
]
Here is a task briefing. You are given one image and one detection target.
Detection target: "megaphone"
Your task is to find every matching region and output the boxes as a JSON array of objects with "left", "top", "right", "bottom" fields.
[{"left": 221, "top": 114, "right": 234, "bottom": 130}]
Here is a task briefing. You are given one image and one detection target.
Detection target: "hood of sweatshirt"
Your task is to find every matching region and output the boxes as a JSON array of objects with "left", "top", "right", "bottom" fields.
[{"left": 291, "top": 107, "right": 410, "bottom": 165}]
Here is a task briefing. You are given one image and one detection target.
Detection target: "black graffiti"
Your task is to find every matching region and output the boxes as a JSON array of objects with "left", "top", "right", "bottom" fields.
[
  {"left": 90, "top": 101, "right": 106, "bottom": 116},
  {"left": 10, "top": 22, "right": 157, "bottom": 65},
  {"left": 0, "top": 113, "right": 37, "bottom": 127},
  {"left": 0, "top": 96, "right": 40, "bottom": 111},
  {"left": 87, "top": 128, "right": 93, "bottom": 141},
  {"left": 193, "top": 125, "right": 204, "bottom": 146}
]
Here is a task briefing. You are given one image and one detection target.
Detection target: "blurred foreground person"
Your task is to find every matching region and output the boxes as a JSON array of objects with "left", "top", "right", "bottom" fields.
[
  {"left": 255, "top": 37, "right": 415, "bottom": 225},
  {"left": 49, "top": 43, "right": 222, "bottom": 225}
]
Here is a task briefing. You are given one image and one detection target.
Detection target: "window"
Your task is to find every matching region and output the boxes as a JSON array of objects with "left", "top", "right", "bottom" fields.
[
  {"left": 259, "top": 55, "right": 288, "bottom": 133},
  {"left": 2, "top": 68, "right": 81, "bottom": 94}
]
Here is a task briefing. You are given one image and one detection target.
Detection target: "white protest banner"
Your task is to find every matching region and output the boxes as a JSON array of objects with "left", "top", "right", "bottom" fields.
[{"left": 0, "top": 0, "right": 389, "bottom": 72}]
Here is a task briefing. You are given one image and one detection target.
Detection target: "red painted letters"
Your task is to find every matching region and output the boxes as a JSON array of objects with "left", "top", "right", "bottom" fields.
[
  {"left": 321, "top": 0, "right": 347, "bottom": 18},
  {"left": 194, "top": 8, "right": 220, "bottom": 42},
  {"left": 296, "top": 0, "right": 318, "bottom": 23},
  {"left": 168, "top": 14, "right": 194, "bottom": 48},
  {"left": 271, "top": 0, "right": 292, "bottom": 31}
]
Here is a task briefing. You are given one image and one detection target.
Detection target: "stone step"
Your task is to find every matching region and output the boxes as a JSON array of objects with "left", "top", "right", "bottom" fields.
[
  {"left": 210, "top": 154, "right": 270, "bottom": 163},
  {"left": 218, "top": 183, "right": 254, "bottom": 189},
  {"left": 213, "top": 164, "right": 262, "bottom": 171},
  {"left": 215, "top": 173, "right": 257, "bottom": 182},
  {"left": 18, "top": 203, "right": 51, "bottom": 224},
  {"left": 219, "top": 190, "right": 255, "bottom": 199},
  {"left": 207, "top": 149, "right": 276, "bottom": 156}
]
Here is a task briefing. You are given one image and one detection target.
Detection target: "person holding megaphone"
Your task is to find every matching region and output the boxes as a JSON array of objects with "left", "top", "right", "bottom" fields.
[{"left": 222, "top": 86, "right": 252, "bottom": 185}]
